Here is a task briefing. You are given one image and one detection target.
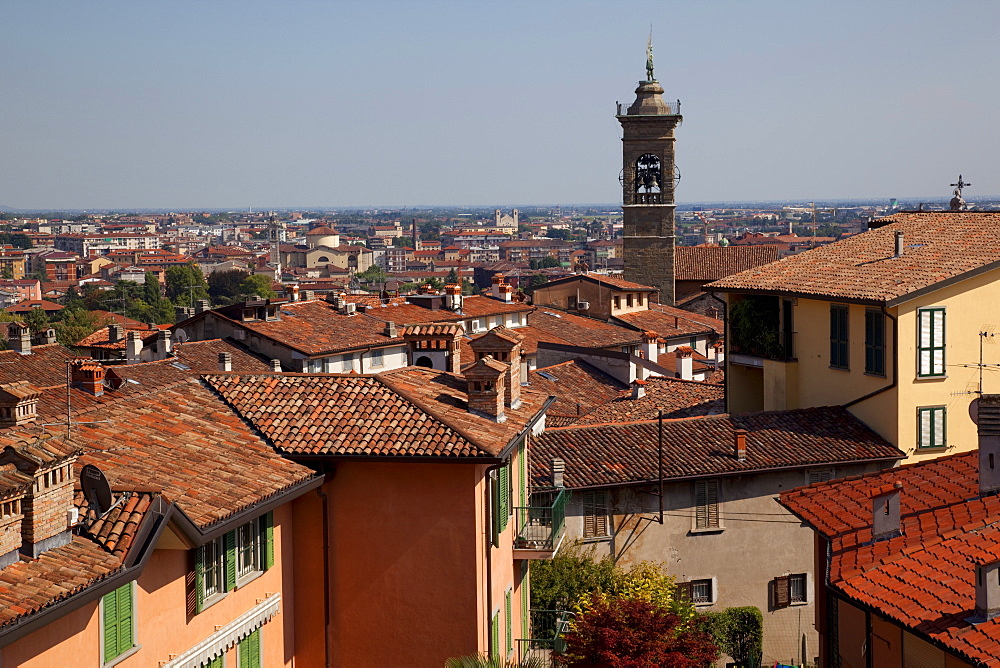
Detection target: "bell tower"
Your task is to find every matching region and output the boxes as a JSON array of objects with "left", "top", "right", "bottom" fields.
[{"left": 617, "top": 39, "right": 682, "bottom": 305}]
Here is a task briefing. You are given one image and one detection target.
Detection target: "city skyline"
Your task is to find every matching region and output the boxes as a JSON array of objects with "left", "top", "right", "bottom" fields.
[{"left": 1, "top": 0, "right": 997, "bottom": 209}]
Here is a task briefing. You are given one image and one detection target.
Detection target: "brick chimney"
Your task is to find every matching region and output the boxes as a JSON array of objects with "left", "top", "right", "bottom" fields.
[
  {"left": 403, "top": 324, "right": 463, "bottom": 373},
  {"left": 973, "top": 558, "right": 1000, "bottom": 623},
  {"left": 108, "top": 323, "right": 124, "bottom": 343},
  {"left": 0, "top": 465, "right": 29, "bottom": 568},
  {"left": 443, "top": 283, "right": 463, "bottom": 312},
  {"left": 465, "top": 356, "right": 507, "bottom": 422},
  {"left": 0, "top": 439, "right": 79, "bottom": 558},
  {"left": 641, "top": 331, "right": 658, "bottom": 361},
  {"left": 630, "top": 379, "right": 646, "bottom": 400},
  {"left": 871, "top": 482, "right": 903, "bottom": 541},
  {"left": 175, "top": 306, "right": 194, "bottom": 323},
  {"left": 218, "top": 352, "right": 232, "bottom": 372},
  {"left": 469, "top": 326, "right": 523, "bottom": 409},
  {"left": 491, "top": 274, "right": 513, "bottom": 303},
  {"left": 734, "top": 428, "right": 747, "bottom": 461},
  {"left": 0, "top": 382, "right": 40, "bottom": 427},
  {"left": 302, "top": 290, "right": 316, "bottom": 301},
  {"left": 71, "top": 360, "right": 106, "bottom": 397},
  {"left": 8, "top": 322, "right": 30, "bottom": 356},
  {"left": 978, "top": 395, "right": 1000, "bottom": 496},
  {"left": 675, "top": 346, "right": 694, "bottom": 381},
  {"left": 35, "top": 328, "right": 56, "bottom": 346},
  {"left": 126, "top": 331, "right": 142, "bottom": 364}
]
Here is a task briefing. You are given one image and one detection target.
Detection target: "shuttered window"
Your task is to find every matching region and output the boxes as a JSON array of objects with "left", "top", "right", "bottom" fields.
[
  {"left": 773, "top": 573, "right": 807, "bottom": 608},
  {"left": 582, "top": 491, "right": 608, "bottom": 538},
  {"left": 917, "top": 308, "right": 946, "bottom": 377},
  {"left": 202, "top": 656, "right": 223, "bottom": 668},
  {"left": 902, "top": 631, "right": 945, "bottom": 668},
  {"left": 865, "top": 309, "right": 885, "bottom": 376},
  {"left": 918, "top": 406, "right": 947, "bottom": 449},
  {"left": 691, "top": 579, "right": 713, "bottom": 604},
  {"left": 102, "top": 582, "right": 135, "bottom": 664},
  {"left": 505, "top": 588, "right": 513, "bottom": 656},
  {"left": 520, "top": 561, "right": 530, "bottom": 640},
  {"left": 195, "top": 513, "right": 274, "bottom": 613},
  {"left": 807, "top": 469, "right": 833, "bottom": 485},
  {"left": 830, "top": 304, "right": 849, "bottom": 369},
  {"left": 499, "top": 464, "right": 510, "bottom": 532},
  {"left": 694, "top": 479, "right": 720, "bottom": 530},
  {"left": 238, "top": 628, "right": 261, "bottom": 668},
  {"left": 490, "top": 611, "right": 500, "bottom": 659}
]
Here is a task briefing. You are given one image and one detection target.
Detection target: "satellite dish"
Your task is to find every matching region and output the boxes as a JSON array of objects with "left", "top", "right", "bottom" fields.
[{"left": 81, "top": 464, "right": 113, "bottom": 518}]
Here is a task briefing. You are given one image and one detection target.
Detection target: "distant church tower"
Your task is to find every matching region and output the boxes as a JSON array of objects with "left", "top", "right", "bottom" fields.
[{"left": 617, "top": 39, "right": 682, "bottom": 304}]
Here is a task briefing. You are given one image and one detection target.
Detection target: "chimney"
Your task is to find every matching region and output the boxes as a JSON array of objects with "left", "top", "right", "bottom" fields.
[
  {"left": 469, "top": 326, "right": 523, "bottom": 408},
  {"left": 175, "top": 306, "right": 194, "bottom": 323},
  {"left": 464, "top": 356, "right": 507, "bottom": 422},
  {"left": 711, "top": 341, "right": 725, "bottom": 367},
  {"left": 403, "top": 324, "right": 463, "bottom": 373},
  {"left": 641, "top": 331, "right": 658, "bottom": 361},
  {"left": 871, "top": 482, "right": 903, "bottom": 541},
  {"left": 894, "top": 230, "right": 904, "bottom": 257},
  {"left": 269, "top": 359, "right": 282, "bottom": 373},
  {"left": 218, "top": 352, "right": 232, "bottom": 372},
  {"left": 302, "top": 290, "right": 315, "bottom": 301},
  {"left": 157, "top": 330, "right": 172, "bottom": 359},
  {"left": 552, "top": 458, "right": 565, "bottom": 489},
  {"left": 978, "top": 395, "right": 1000, "bottom": 496},
  {"left": 675, "top": 346, "right": 694, "bottom": 381},
  {"left": 289, "top": 284, "right": 300, "bottom": 302},
  {"left": 491, "top": 273, "right": 512, "bottom": 302},
  {"left": 0, "top": 381, "right": 40, "bottom": 427},
  {"left": 195, "top": 299, "right": 211, "bottom": 314},
  {"left": 0, "top": 441, "right": 79, "bottom": 558},
  {"left": 71, "top": 360, "right": 105, "bottom": 397},
  {"left": 36, "top": 328, "right": 56, "bottom": 346},
  {"left": 443, "top": 283, "right": 463, "bottom": 312},
  {"left": 973, "top": 558, "right": 1000, "bottom": 623},
  {"left": 126, "top": 330, "right": 142, "bottom": 364},
  {"left": 631, "top": 379, "right": 647, "bottom": 400},
  {"left": 384, "top": 321, "right": 398, "bottom": 339},
  {"left": 734, "top": 428, "right": 747, "bottom": 461},
  {"left": 108, "top": 323, "right": 124, "bottom": 343},
  {"left": 8, "top": 323, "right": 30, "bottom": 356},
  {"left": 0, "top": 466, "right": 28, "bottom": 568}
]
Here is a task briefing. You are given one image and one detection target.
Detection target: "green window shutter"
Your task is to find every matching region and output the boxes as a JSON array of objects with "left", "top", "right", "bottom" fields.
[
  {"left": 239, "top": 628, "right": 261, "bottom": 668},
  {"left": 499, "top": 464, "right": 509, "bottom": 532},
  {"left": 203, "top": 656, "right": 223, "bottom": 668},
  {"left": 260, "top": 512, "right": 274, "bottom": 571},
  {"left": 505, "top": 589, "right": 512, "bottom": 655},
  {"left": 491, "top": 474, "right": 500, "bottom": 548},
  {"left": 117, "top": 583, "right": 133, "bottom": 656},
  {"left": 195, "top": 546, "right": 205, "bottom": 613},
  {"left": 520, "top": 562, "right": 530, "bottom": 640},
  {"left": 103, "top": 588, "right": 119, "bottom": 663},
  {"left": 490, "top": 611, "right": 500, "bottom": 659},
  {"left": 224, "top": 530, "right": 237, "bottom": 592},
  {"left": 518, "top": 440, "right": 527, "bottom": 508}
]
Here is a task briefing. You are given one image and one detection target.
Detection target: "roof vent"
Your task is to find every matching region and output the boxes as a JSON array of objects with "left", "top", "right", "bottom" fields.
[
  {"left": 871, "top": 482, "right": 902, "bottom": 541},
  {"left": 734, "top": 428, "right": 747, "bottom": 461},
  {"left": 894, "top": 230, "right": 904, "bottom": 257},
  {"left": 552, "top": 458, "right": 565, "bottom": 489},
  {"left": 978, "top": 396, "right": 1000, "bottom": 496}
]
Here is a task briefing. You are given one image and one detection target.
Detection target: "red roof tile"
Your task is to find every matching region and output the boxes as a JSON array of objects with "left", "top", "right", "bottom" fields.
[
  {"left": 528, "top": 308, "right": 642, "bottom": 349},
  {"left": 674, "top": 245, "right": 781, "bottom": 282}
]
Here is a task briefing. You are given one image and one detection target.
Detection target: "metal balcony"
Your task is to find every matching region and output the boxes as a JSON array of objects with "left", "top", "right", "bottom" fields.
[
  {"left": 516, "top": 609, "right": 574, "bottom": 667},
  {"left": 513, "top": 488, "right": 570, "bottom": 559}
]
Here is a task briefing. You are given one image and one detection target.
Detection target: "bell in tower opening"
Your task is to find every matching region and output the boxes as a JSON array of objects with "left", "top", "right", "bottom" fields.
[{"left": 616, "top": 38, "right": 682, "bottom": 305}]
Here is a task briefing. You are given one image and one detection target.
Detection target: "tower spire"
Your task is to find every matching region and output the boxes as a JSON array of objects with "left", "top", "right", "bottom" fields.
[{"left": 646, "top": 27, "right": 655, "bottom": 82}]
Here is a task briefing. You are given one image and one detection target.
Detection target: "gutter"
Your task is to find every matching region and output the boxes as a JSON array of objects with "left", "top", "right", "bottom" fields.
[{"left": 843, "top": 307, "right": 897, "bottom": 409}]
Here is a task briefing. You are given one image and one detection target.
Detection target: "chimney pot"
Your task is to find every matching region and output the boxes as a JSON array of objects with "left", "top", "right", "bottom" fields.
[
  {"left": 385, "top": 321, "right": 398, "bottom": 338},
  {"left": 8, "top": 323, "right": 30, "bottom": 356},
  {"left": 269, "top": 359, "right": 282, "bottom": 373},
  {"left": 734, "top": 428, "right": 747, "bottom": 461},
  {"left": 218, "top": 352, "right": 232, "bottom": 372},
  {"left": 126, "top": 330, "right": 142, "bottom": 364},
  {"left": 974, "top": 559, "right": 1000, "bottom": 622},
  {"left": 631, "top": 379, "right": 646, "bottom": 400},
  {"left": 552, "top": 458, "right": 565, "bottom": 488},
  {"left": 894, "top": 230, "right": 904, "bottom": 257},
  {"left": 108, "top": 324, "right": 124, "bottom": 343},
  {"left": 195, "top": 299, "right": 211, "bottom": 314}
]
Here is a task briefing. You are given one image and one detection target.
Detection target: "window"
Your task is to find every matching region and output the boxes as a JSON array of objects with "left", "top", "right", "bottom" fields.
[
  {"left": 626, "top": 293, "right": 634, "bottom": 308},
  {"left": 830, "top": 304, "right": 849, "bottom": 369},
  {"left": 505, "top": 588, "right": 513, "bottom": 656},
  {"left": 918, "top": 406, "right": 947, "bottom": 449},
  {"left": 613, "top": 296, "right": 620, "bottom": 310},
  {"left": 195, "top": 513, "right": 274, "bottom": 613},
  {"left": 694, "top": 479, "right": 720, "bottom": 530},
  {"left": 865, "top": 309, "right": 885, "bottom": 376},
  {"left": 492, "top": 465, "right": 510, "bottom": 545},
  {"left": 202, "top": 656, "right": 223, "bottom": 668},
  {"left": 582, "top": 491, "right": 609, "bottom": 538},
  {"left": 773, "top": 573, "right": 808, "bottom": 608},
  {"left": 102, "top": 582, "right": 136, "bottom": 664},
  {"left": 370, "top": 348, "right": 384, "bottom": 368},
  {"left": 691, "top": 579, "right": 713, "bottom": 605},
  {"left": 238, "top": 628, "right": 261, "bottom": 668},
  {"left": 341, "top": 354, "right": 355, "bottom": 372},
  {"left": 917, "top": 307, "right": 945, "bottom": 377},
  {"left": 490, "top": 610, "right": 500, "bottom": 659},
  {"left": 807, "top": 468, "right": 834, "bottom": 485}
]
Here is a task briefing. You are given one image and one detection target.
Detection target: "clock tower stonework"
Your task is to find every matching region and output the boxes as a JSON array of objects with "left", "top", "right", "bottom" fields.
[{"left": 617, "top": 63, "right": 682, "bottom": 305}]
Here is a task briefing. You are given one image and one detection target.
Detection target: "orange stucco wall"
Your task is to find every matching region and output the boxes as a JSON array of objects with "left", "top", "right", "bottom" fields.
[
  {"left": 2, "top": 503, "right": 297, "bottom": 667},
  {"left": 323, "top": 461, "right": 483, "bottom": 666}
]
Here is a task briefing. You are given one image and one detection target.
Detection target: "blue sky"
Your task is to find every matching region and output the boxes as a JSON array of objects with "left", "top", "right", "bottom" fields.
[{"left": 1, "top": 1, "right": 997, "bottom": 209}]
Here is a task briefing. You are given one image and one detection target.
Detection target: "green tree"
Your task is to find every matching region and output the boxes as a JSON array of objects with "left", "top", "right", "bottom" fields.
[
  {"left": 23, "top": 307, "right": 50, "bottom": 333},
  {"left": 56, "top": 308, "right": 103, "bottom": 345},
  {"left": 239, "top": 273, "right": 276, "bottom": 299},
  {"left": 445, "top": 268, "right": 459, "bottom": 285},
  {"left": 424, "top": 277, "right": 444, "bottom": 291},
  {"left": 701, "top": 607, "right": 763, "bottom": 668},
  {"left": 526, "top": 274, "right": 548, "bottom": 295},
  {"left": 208, "top": 269, "right": 248, "bottom": 305},
  {"left": 165, "top": 263, "right": 209, "bottom": 307},
  {"left": 142, "top": 271, "right": 160, "bottom": 305},
  {"left": 539, "top": 256, "right": 560, "bottom": 269},
  {"left": 62, "top": 286, "right": 85, "bottom": 311},
  {"left": 356, "top": 264, "right": 388, "bottom": 284},
  {"left": 0, "top": 267, "right": 13, "bottom": 280}
]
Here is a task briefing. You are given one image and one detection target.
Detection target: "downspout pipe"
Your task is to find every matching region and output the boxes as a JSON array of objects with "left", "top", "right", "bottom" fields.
[
  {"left": 843, "top": 307, "right": 897, "bottom": 409},
  {"left": 484, "top": 461, "right": 504, "bottom": 655}
]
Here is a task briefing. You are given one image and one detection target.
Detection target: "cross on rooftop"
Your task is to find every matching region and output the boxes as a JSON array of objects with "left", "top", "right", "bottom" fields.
[{"left": 951, "top": 174, "right": 971, "bottom": 196}]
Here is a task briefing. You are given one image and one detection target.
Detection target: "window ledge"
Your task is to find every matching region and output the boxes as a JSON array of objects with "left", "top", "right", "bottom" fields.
[
  {"left": 789, "top": 600, "right": 809, "bottom": 607},
  {"left": 915, "top": 375, "right": 948, "bottom": 381},
  {"left": 828, "top": 365, "right": 850, "bottom": 372},
  {"left": 916, "top": 446, "right": 949, "bottom": 453},
  {"left": 236, "top": 569, "right": 263, "bottom": 590},
  {"left": 199, "top": 591, "right": 227, "bottom": 613},
  {"left": 693, "top": 601, "right": 716, "bottom": 608},
  {"left": 863, "top": 372, "right": 887, "bottom": 379},
  {"left": 104, "top": 644, "right": 142, "bottom": 668},
  {"left": 581, "top": 536, "right": 611, "bottom": 543},
  {"left": 688, "top": 527, "right": 724, "bottom": 535}
]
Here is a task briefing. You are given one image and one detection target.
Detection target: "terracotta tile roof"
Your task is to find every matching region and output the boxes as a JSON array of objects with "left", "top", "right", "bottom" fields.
[
  {"left": 76, "top": 325, "right": 158, "bottom": 351},
  {"left": 540, "top": 273, "right": 657, "bottom": 292},
  {"left": 0, "top": 536, "right": 122, "bottom": 629},
  {"left": 528, "top": 360, "right": 627, "bottom": 421},
  {"left": 5, "top": 299, "right": 63, "bottom": 314},
  {"left": 75, "top": 490, "right": 155, "bottom": 558},
  {"left": 0, "top": 463, "right": 30, "bottom": 496},
  {"left": 674, "top": 245, "right": 781, "bottom": 282},
  {"left": 0, "top": 344, "right": 80, "bottom": 393},
  {"left": 206, "top": 369, "right": 548, "bottom": 459},
  {"left": 708, "top": 212, "right": 1000, "bottom": 304},
  {"left": 362, "top": 296, "right": 529, "bottom": 326},
  {"left": 533, "top": 406, "right": 903, "bottom": 490},
  {"left": 227, "top": 300, "right": 405, "bottom": 356},
  {"left": 614, "top": 303, "right": 723, "bottom": 339},
  {"left": 172, "top": 338, "right": 272, "bottom": 372},
  {"left": 779, "top": 450, "right": 1000, "bottom": 667},
  {"left": 656, "top": 349, "right": 715, "bottom": 374},
  {"left": 573, "top": 376, "right": 724, "bottom": 425},
  {"left": 528, "top": 308, "right": 643, "bottom": 349}
]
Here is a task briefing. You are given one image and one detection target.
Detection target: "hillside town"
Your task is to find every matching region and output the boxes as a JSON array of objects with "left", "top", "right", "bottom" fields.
[{"left": 2, "top": 41, "right": 1000, "bottom": 668}]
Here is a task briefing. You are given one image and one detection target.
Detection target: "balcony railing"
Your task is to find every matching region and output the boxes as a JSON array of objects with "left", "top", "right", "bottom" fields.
[
  {"left": 516, "top": 609, "right": 574, "bottom": 667},
  {"left": 514, "top": 488, "right": 570, "bottom": 554}
]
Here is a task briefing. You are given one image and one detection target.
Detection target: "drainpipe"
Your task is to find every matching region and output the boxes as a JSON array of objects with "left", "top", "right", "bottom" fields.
[
  {"left": 843, "top": 307, "right": 897, "bottom": 409},
  {"left": 483, "top": 461, "right": 503, "bottom": 655},
  {"left": 316, "top": 484, "right": 332, "bottom": 668}
]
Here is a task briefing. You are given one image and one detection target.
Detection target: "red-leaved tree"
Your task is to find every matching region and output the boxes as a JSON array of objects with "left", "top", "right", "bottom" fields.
[{"left": 556, "top": 596, "right": 719, "bottom": 668}]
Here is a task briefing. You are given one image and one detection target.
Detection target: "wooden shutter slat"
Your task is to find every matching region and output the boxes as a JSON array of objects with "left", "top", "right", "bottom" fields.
[
  {"left": 117, "top": 583, "right": 133, "bottom": 655},
  {"left": 103, "top": 589, "right": 119, "bottom": 663},
  {"left": 195, "top": 546, "right": 205, "bottom": 613},
  {"left": 224, "top": 530, "right": 237, "bottom": 592},
  {"left": 774, "top": 575, "right": 791, "bottom": 608},
  {"left": 261, "top": 511, "right": 274, "bottom": 571}
]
